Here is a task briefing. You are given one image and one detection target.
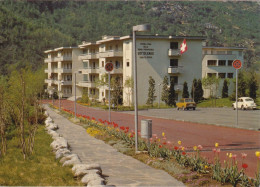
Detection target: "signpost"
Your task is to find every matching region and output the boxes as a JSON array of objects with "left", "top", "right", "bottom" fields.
[
  {"left": 232, "top": 59, "right": 242, "bottom": 127},
  {"left": 105, "top": 63, "right": 114, "bottom": 122}
]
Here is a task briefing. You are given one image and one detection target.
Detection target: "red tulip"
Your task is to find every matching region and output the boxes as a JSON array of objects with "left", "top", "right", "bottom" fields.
[
  {"left": 242, "top": 163, "right": 248, "bottom": 169},
  {"left": 174, "top": 146, "right": 178, "bottom": 150},
  {"left": 182, "top": 152, "right": 186, "bottom": 155}
]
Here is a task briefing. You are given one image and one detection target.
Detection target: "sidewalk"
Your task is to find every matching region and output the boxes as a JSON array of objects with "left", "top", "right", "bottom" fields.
[{"left": 45, "top": 105, "right": 185, "bottom": 186}]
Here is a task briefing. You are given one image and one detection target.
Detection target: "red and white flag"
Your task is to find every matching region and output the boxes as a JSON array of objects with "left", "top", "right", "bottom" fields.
[{"left": 180, "top": 39, "right": 187, "bottom": 54}]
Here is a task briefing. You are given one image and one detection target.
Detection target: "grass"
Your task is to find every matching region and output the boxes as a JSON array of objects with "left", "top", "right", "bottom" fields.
[
  {"left": 197, "top": 98, "right": 234, "bottom": 108},
  {"left": 0, "top": 125, "right": 81, "bottom": 186}
]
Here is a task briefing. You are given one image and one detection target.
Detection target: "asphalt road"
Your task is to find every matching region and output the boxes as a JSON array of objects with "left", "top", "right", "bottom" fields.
[
  {"left": 122, "top": 107, "right": 260, "bottom": 131},
  {"left": 44, "top": 100, "right": 260, "bottom": 178}
]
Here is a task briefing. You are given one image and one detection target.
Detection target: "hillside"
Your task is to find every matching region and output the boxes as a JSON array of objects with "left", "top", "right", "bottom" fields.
[{"left": 0, "top": 1, "right": 259, "bottom": 74}]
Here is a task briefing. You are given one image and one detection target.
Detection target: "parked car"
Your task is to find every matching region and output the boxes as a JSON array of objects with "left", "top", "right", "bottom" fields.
[
  {"left": 176, "top": 98, "right": 196, "bottom": 110},
  {"left": 232, "top": 97, "right": 257, "bottom": 110}
]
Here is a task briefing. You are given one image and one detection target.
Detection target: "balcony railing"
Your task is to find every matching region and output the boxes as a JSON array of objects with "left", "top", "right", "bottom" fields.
[
  {"left": 168, "top": 66, "right": 183, "bottom": 74},
  {"left": 79, "top": 53, "right": 99, "bottom": 60},
  {"left": 110, "top": 67, "right": 123, "bottom": 74},
  {"left": 44, "top": 58, "right": 54, "bottom": 63},
  {"left": 77, "top": 81, "right": 96, "bottom": 88},
  {"left": 175, "top": 84, "right": 183, "bottom": 92},
  {"left": 54, "top": 56, "right": 72, "bottom": 62},
  {"left": 99, "top": 50, "right": 123, "bottom": 58},
  {"left": 61, "top": 80, "right": 72, "bottom": 85},
  {"left": 168, "top": 49, "right": 181, "bottom": 56},
  {"left": 44, "top": 69, "right": 49, "bottom": 73},
  {"left": 58, "top": 68, "right": 72, "bottom": 73},
  {"left": 80, "top": 67, "right": 99, "bottom": 74}
]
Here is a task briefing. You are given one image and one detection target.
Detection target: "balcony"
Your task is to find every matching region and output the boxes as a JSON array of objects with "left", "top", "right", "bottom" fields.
[
  {"left": 61, "top": 93, "right": 72, "bottom": 98},
  {"left": 79, "top": 53, "right": 99, "bottom": 60},
  {"left": 168, "top": 66, "right": 183, "bottom": 74},
  {"left": 99, "top": 50, "right": 123, "bottom": 58},
  {"left": 77, "top": 81, "right": 96, "bottom": 88},
  {"left": 80, "top": 67, "right": 100, "bottom": 74},
  {"left": 44, "top": 58, "right": 54, "bottom": 63},
  {"left": 168, "top": 49, "right": 181, "bottom": 56},
  {"left": 61, "top": 80, "right": 72, "bottom": 85},
  {"left": 45, "top": 79, "right": 53, "bottom": 84},
  {"left": 175, "top": 84, "right": 183, "bottom": 92},
  {"left": 44, "top": 69, "right": 49, "bottom": 73},
  {"left": 54, "top": 56, "right": 72, "bottom": 62},
  {"left": 110, "top": 67, "right": 123, "bottom": 74},
  {"left": 58, "top": 68, "right": 72, "bottom": 73}
]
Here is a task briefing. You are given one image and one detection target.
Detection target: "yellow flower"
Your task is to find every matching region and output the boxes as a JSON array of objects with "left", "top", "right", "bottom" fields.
[
  {"left": 256, "top": 151, "right": 260, "bottom": 157},
  {"left": 229, "top": 153, "right": 232, "bottom": 158},
  {"left": 215, "top": 143, "right": 219, "bottom": 148},
  {"left": 193, "top": 146, "right": 197, "bottom": 151},
  {"left": 178, "top": 140, "right": 182, "bottom": 145},
  {"left": 204, "top": 165, "right": 208, "bottom": 169},
  {"left": 226, "top": 153, "right": 229, "bottom": 156},
  {"left": 182, "top": 147, "right": 185, "bottom": 151},
  {"left": 162, "top": 132, "right": 165, "bottom": 137},
  {"left": 158, "top": 138, "right": 160, "bottom": 142}
]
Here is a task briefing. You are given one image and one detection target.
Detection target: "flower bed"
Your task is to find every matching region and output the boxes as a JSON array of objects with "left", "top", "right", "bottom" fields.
[{"left": 54, "top": 105, "right": 260, "bottom": 186}]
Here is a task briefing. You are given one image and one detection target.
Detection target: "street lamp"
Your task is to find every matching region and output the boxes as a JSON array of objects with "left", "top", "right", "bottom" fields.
[
  {"left": 74, "top": 70, "right": 82, "bottom": 119},
  {"left": 59, "top": 80, "right": 64, "bottom": 111},
  {"left": 133, "top": 24, "right": 151, "bottom": 153}
]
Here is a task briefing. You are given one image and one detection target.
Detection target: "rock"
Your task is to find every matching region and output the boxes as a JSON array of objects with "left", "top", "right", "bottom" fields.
[
  {"left": 62, "top": 154, "right": 81, "bottom": 166},
  {"left": 50, "top": 137, "right": 68, "bottom": 151},
  {"left": 46, "top": 123, "right": 58, "bottom": 130},
  {"left": 87, "top": 178, "right": 105, "bottom": 186},
  {"left": 55, "top": 148, "right": 71, "bottom": 159},
  {"left": 45, "top": 117, "right": 52, "bottom": 124},
  {"left": 60, "top": 153, "right": 78, "bottom": 163},
  {"left": 81, "top": 174, "right": 104, "bottom": 185},
  {"left": 48, "top": 130, "right": 60, "bottom": 138},
  {"left": 74, "top": 169, "right": 101, "bottom": 178},
  {"left": 72, "top": 163, "right": 102, "bottom": 173},
  {"left": 44, "top": 111, "right": 49, "bottom": 116}
]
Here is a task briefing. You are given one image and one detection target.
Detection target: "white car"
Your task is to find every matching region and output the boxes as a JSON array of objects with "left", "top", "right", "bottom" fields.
[{"left": 232, "top": 97, "right": 257, "bottom": 110}]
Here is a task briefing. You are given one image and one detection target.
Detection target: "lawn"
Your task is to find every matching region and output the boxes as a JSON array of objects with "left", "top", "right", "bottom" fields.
[
  {"left": 0, "top": 125, "right": 81, "bottom": 186},
  {"left": 197, "top": 98, "right": 234, "bottom": 108}
]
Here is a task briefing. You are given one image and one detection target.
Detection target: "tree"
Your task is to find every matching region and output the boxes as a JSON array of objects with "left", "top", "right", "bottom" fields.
[
  {"left": 161, "top": 76, "right": 169, "bottom": 105},
  {"left": 222, "top": 79, "right": 229, "bottom": 98},
  {"left": 124, "top": 77, "right": 134, "bottom": 106},
  {"left": 249, "top": 72, "right": 258, "bottom": 99},
  {"left": 191, "top": 79, "right": 197, "bottom": 101},
  {"left": 196, "top": 79, "right": 204, "bottom": 102},
  {"left": 168, "top": 78, "right": 176, "bottom": 107},
  {"left": 146, "top": 76, "right": 156, "bottom": 106},
  {"left": 182, "top": 81, "right": 189, "bottom": 98},
  {"left": 238, "top": 71, "right": 247, "bottom": 97},
  {"left": 202, "top": 76, "right": 220, "bottom": 106},
  {"left": 111, "top": 76, "right": 123, "bottom": 109}
]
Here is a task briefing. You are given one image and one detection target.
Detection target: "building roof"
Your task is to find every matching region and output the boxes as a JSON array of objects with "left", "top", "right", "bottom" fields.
[
  {"left": 78, "top": 42, "right": 98, "bottom": 48},
  {"left": 54, "top": 47, "right": 79, "bottom": 51},
  {"left": 203, "top": 46, "right": 246, "bottom": 50},
  {"left": 120, "top": 35, "right": 206, "bottom": 40}
]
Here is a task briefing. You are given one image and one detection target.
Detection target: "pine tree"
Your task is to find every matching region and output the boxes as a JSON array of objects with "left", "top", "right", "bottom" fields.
[
  {"left": 196, "top": 79, "right": 204, "bottom": 102},
  {"left": 249, "top": 72, "right": 258, "bottom": 99},
  {"left": 146, "top": 76, "right": 156, "bottom": 106},
  {"left": 161, "top": 76, "right": 169, "bottom": 105},
  {"left": 168, "top": 78, "right": 176, "bottom": 107},
  {"left": 182, "top": 81, "right": 189, "bottom": 98},
  {"left": 222, "top": 79, "right": 229, "bottom": 98},
  {"left": 191, "top": 79, "right": 197, "bottom": 101},
  {"left": 238, "top": 71, "right": 247, "bottom": 97}
]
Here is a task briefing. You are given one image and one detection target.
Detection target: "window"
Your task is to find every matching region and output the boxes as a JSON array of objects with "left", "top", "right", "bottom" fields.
[
  {"left": 102, "top": 61, "right": 104, "bottom": 67},
  {"left": 83, "top": 75, "right": 88, "bottom": 81},
  {"left": 227, "top": 73, "right": 233, "bottom": 78},
  {"left": 116, "top": 61, "right": 120, "bottom": 68},
  {"left": 170, "top": 42, "right": 178, "bottom": 49},
  {"left": 115, "top": 45, "right": 118, "bottom": 51},
  {"left": 228, "top": 60, "right": 233, "bottom": 66},
  {"left": 216, "top": 51, "right": 225, "bottom": 54},
  {"left": 239, "top": 51, "right": 242, "bottom": 56},
  {"left": 218, "top": 60, "right": 226, "bottom": 66},
  {"left": 207, "top": 73, "right": 217, "bottom": 77},
  {"left": 218, "top": 73, "right": 226, "bottom": 79},
  {"left": 127, "top": 62, "right": 130, "bottom": 67},
  {"left": 170, "top": 76, "right": 178, "bottom": 84},
  {"left": 170, "top": 59, "right": 178, "bottom": 67},
  {"left": 207, "top": 60, "right": 217, "bottom": 66},
  {"left": 83, "top": 49, "right": 87, "bottom": 54},
  {"left": 102, "top": 92, "right": 104, "bottom": 97}
]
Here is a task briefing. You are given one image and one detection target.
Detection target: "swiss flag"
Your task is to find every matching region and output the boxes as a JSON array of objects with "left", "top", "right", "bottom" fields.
[{"left": 180, "top": 39, "right": 187, "bottom": 54}]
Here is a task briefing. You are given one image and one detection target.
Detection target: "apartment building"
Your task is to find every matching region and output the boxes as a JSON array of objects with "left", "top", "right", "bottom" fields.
[
  {"left": 44, "top": 47, "right": 81, "bottom": 98},
  {"left": 202, "top": 47, "right": 245, "bottom": 98},
  {"left": 44, "top": 35, "right": 244, "bottom": 106}
]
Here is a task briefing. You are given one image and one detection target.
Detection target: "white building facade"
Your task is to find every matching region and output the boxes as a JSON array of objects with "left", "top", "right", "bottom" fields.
[{"left": 44, "top": 35, "right": 244, "bottom": 105}]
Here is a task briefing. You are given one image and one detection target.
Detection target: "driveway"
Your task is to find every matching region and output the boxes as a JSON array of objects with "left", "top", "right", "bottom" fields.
[{"left": 121, "top": 107, "right": 260, "bottom": 131}]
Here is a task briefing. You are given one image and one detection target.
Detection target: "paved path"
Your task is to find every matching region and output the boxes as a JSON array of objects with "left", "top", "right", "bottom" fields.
[{"left": 45, "top": 105, "right": 185, "bottom": 186}]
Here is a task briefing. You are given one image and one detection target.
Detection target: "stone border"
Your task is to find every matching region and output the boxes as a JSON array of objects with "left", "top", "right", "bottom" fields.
[{"left": 44, "top": 111, "right": 106, "bottom": 186}]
